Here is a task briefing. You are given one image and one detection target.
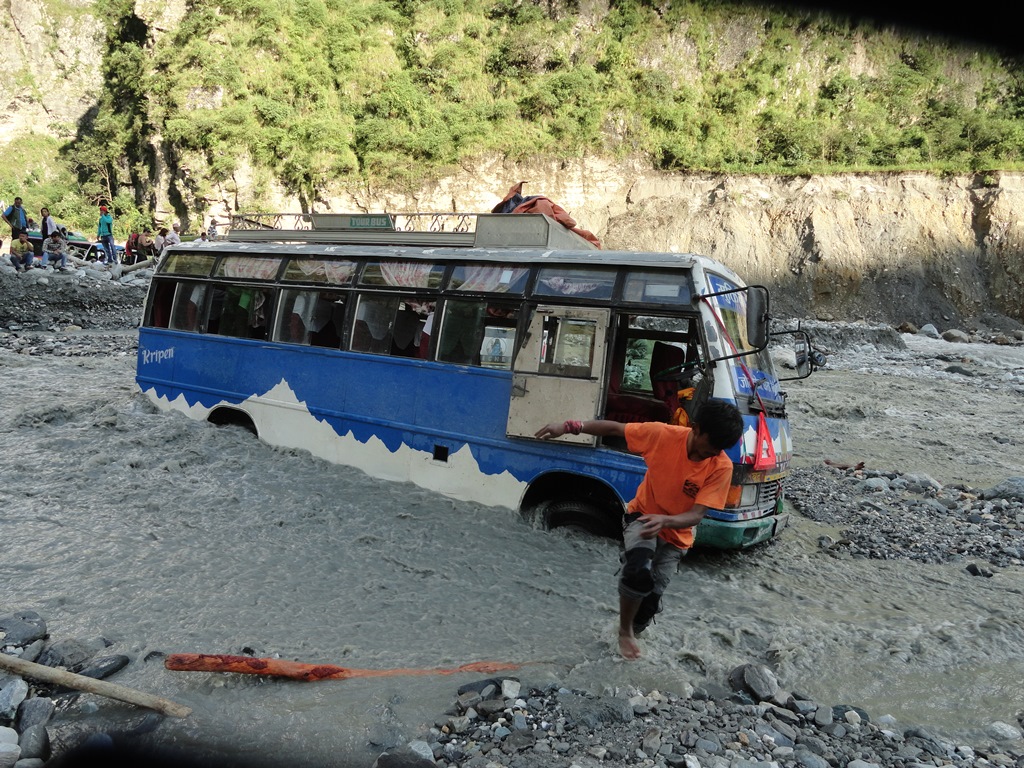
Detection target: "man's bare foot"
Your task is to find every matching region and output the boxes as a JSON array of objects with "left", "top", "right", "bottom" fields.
[{"left": 618, "top": 632, "right": 641, "bottom": 659}]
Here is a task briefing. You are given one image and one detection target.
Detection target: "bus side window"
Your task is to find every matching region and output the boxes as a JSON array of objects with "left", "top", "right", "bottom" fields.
[
  {"left": 170, "top": 282, "right": 209, "bottom": 332},
  {"left": 349, "top": 296, "right": 433, "bottom": 357},
  {"left": 351, "top": 295, "right": 399, "bottom": 354},
  {"left": 438, "top": 300, "right": 518, "bottom": 368},
  {"left": 147, "top": 281, "right": 175, "bottom": 328},
  {"left": 208, "top": 286, "right": 273, "bottom": 340},
  {"left": 538, "top": 315, "right": 596, "bottom": 378},
  {"left": 276, "top": 289, "right": 345, "bottom": 348}
]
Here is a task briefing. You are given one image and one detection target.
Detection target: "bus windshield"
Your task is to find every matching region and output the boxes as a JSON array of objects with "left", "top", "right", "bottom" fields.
[{"left": 705, "top": 273, "right": 783, "bottom": 405}]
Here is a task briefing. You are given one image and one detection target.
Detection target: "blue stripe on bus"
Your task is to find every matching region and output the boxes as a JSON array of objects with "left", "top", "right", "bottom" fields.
[
  {"left": 137, "top": 330, "right": 791, "bottom": 512},
  {"left": 137, "top": 330, "right": 645, "bottom": 499}
]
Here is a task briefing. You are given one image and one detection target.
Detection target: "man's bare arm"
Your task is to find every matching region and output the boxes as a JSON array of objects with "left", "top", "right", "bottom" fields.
[{"left": 535, "top": 419, "right": 627, "bottom": 439}]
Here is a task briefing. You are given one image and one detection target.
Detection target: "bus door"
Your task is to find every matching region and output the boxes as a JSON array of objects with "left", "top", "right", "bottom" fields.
[{"left": 506, "top": 306, "right": 610, "bottom": 445}]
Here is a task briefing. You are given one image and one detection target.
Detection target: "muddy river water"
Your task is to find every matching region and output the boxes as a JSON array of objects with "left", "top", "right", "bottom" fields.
[{"left": 1, "top": 331, "right": 1023, "bottom": 766}]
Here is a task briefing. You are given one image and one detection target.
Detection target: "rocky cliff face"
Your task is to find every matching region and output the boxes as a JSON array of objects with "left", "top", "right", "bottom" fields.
[{"left": 0, "top": 0, "right": 103, "bottom": 140}]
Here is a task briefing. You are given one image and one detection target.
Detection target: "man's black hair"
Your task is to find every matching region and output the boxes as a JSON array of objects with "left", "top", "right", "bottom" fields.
[{"left": 692, "top": 399, "right": 743, "bottom": 451}]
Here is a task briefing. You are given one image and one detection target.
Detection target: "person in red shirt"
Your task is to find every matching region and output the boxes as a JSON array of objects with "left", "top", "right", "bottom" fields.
[{"left": 536, "top": 399, "right": 743, "bottom": 659}]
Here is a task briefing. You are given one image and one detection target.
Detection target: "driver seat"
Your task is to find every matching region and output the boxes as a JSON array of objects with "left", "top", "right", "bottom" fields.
[{"left": 650, "top": 342, "right": 685, "bottom": 419}]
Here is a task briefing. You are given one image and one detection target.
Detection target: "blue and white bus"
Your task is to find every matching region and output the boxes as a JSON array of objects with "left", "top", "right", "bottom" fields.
[{"left": 137, "top": 212, "right": 814, "bottom": 549}]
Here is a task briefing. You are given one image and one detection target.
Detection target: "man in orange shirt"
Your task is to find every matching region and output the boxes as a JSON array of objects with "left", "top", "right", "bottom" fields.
[{"left": 535, "top": 399, "right": 742, "bottom": 659}]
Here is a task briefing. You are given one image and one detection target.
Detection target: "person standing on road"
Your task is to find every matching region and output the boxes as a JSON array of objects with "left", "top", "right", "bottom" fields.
[
  {"left": 38, "top": 207, "right": 60, "bottom": 258},
  {"left": 535, "top": 399, "right": 742, "bottom": 660},
  {"left": 39, "top": 207, "right": 59, "bottom": 239},
  {"left": 3, "top": 197, "right": 28, "bottom": 240},
  {"left": 97, "top": 204, "right": 116, "bottom": 265}
]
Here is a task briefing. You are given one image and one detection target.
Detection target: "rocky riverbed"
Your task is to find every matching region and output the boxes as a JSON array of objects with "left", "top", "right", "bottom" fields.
[
  {"left": 2, "top": 274, "right": 1024, "bottom": 768},
  {"left": 0, "top": 264, "right": 150, "bottom": 333}
]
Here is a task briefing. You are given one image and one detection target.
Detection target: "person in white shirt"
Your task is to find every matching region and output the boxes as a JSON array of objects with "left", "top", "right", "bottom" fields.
[
  {"left": 164, "top": 222, "right": 182, "bottom": 248},
  {"left": 39, "top": 207, "right": 60, "bottom": 240},
  {"left": 37, "top": 207, "right": 60, "bottom": 258}
]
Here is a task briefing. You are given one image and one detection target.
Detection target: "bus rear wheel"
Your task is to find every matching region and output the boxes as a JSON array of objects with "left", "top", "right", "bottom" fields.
[
  {"left": 207, "top": 407, "right": 258, "bottom": 436},
  {"left": 543, "top": 499, "right": 620, "bottom": 540}
]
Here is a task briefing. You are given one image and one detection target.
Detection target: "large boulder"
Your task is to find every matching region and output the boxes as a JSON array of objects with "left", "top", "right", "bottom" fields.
[
  {"left": 0, "top": 612, "right": 47, "bottom": 647},
  {"left": 980, "top": 478, "right": 1024, "bottom": 502},
  {"left": 728, "top": 663, "right": 780, "bottom": 702}
]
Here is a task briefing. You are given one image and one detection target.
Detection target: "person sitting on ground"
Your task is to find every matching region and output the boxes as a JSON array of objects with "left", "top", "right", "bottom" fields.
[
  {"left": 41, "top": 230, "right": 71, "bottom": 271},
  {"left": 9, "top": 230, "right": 34, "bottom": 271},
  {"left": 535, "top": 399, "right": 743, "bottom": 660}
]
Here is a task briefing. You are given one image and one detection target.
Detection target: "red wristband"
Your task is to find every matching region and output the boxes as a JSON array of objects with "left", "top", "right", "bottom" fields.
[{"left": 563, "top": 420, "right": 583, "bottom": 435}]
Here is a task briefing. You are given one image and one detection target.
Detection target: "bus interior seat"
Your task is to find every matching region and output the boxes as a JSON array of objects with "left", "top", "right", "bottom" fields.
[
  {"left": 604, "top": 342, "right": 670, "bottom": 424},
  {"left": 352, "top": 319, "right": 389, "bottom": 354},
  {"left": 650, "top": 341, "right": 685, "bottom": 418},
  {"left": 391, "top": 309, "right": 421, "bottom": 357}
]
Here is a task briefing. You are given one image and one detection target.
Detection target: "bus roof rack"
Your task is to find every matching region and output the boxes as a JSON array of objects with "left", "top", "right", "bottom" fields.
[{"left": 227, "top": 212, "right": 599, "bottom": 250}]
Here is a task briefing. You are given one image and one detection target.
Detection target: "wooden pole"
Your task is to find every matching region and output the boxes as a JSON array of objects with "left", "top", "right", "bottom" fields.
[
  {"left": 0, "top": 653, "right": 191, "bottom": 719},
  {"left": 122, "top": 257, "right": 156, "bottom": 274}
]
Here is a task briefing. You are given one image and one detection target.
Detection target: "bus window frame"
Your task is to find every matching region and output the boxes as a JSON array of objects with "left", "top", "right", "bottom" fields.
[
  {"left": 279, "top": 256, "right": 361, "bottom": 287},
  {"left": 434, "top": 296, "right": 523, "bottom": 369},
  {"left": 612, "top": 313, "right": 704, "bottom": 394},
  {"left": 145, "top": 278, "right": 177, "bottom": 328},
  {"left": 357, "top": 260, "right": 446, "bottom": 290},
  {"left": 618, "top": 268, "right": 696, "bottom": 308},
  {"left": 346, "top": 290, "right": 437, "bottom": 358},
  {"left": 158, "top": 252, "right": 218, "bottom": 277},
  {"left": 211, "top": 254, "right": 287, "bottom": 283},
  {"left": 169, "top": 279, "right": 213, "bottom": 333},
  {"left": 273, "top": 287, "right": 348, "bottom": 348},
  {"left": 530, "top": 266, "right": 620, "bottom": 303},
  {"left": 204, "top": 280, "right": 277, "bottom": 341},
  {"left": 446, "top": 263, "right": 532, "bottom": 296}
]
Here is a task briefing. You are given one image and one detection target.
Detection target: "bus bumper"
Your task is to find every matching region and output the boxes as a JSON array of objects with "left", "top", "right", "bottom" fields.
[{"left": 694, "top": 512, "right": 789, "bottom": 550}]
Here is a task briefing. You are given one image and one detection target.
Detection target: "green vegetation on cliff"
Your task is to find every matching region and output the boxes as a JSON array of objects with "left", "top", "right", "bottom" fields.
[{"left": 27, "top": 0, "right": 1024, "bottom": 227}]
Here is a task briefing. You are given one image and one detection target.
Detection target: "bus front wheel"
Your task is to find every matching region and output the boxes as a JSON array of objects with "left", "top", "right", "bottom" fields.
[{"left": 543, "top": 500, "right": 621, "bottom": 540}]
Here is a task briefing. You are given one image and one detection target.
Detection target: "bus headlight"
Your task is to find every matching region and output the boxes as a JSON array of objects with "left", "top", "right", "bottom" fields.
[{"left": 724, "top": 484, "right": 760, "bottom": 509}]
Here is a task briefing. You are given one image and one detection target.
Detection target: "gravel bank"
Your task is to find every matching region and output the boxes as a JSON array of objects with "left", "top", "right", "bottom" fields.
[{"left": 4, "top": 611, "right": 1023, "bottom": 768}]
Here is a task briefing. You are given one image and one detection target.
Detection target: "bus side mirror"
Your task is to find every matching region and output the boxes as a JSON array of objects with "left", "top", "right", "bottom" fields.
[
  {"left": 746, "top": 286, "right": 769, "bottom": 350},
  {"left": 773, "top": 329, "right": 816, "bottom": 380}
]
